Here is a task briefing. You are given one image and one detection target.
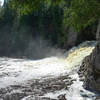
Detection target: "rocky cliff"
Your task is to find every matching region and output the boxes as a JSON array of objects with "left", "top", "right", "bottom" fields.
[
  {"left": 79, "top": 43, "right": 100, "bottom": 91},
  {"left": 79, "top": 21, "right": 100, "bottom": 93}
]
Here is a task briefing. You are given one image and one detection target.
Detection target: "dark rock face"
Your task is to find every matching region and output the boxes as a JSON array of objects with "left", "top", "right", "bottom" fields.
[
  {"left": 79, "top": 43, "right": 100, "bottom": 92},
  {"left": 64, "top": 27, "right": 78, "bottom": 49}
]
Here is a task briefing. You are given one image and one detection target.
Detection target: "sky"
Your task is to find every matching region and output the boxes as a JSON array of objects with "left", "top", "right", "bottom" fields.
[{"left": 0, "top": 0, "right": 4, "bottom": 6}]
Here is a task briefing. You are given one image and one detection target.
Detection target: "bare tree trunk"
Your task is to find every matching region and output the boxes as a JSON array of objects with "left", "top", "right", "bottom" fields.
[{"left": 96, "top": 20, "right": 100, "bottom": 41}]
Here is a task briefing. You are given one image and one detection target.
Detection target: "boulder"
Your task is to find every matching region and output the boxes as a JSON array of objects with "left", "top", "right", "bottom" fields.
[
  {"left": 79, "top": 20, "right": 100, "bottom": 92},
  {"left": 79, "top": 43, "right": 100, "bottom": 92}
]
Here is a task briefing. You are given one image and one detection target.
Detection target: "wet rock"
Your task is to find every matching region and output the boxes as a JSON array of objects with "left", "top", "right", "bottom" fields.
[
  {"left": 58, "top": 94, "right": 66, "bottom": 100},
  {"left": 0, "top": 88, "right": 7, "bottom": 95},
  {"left": 79, "top": 43, "right": 100, "bottom": 93},
  {"left": 2, "top": 92, "right": 27, "bottom": 100},
  {"left": 0, "top": 74, "right": 73, "bottom": 100},
  {"left": 95, "top": 96, "right": 100, "bottom": 100},
  {"left": 21, "top": 96, "right": 56, "bottom": 100},
  {"left": 79, "top": 78, "right": 85, "bottom": 81},
  {"left": 41, "top": 97, "right": 57, "bottom": 100}
]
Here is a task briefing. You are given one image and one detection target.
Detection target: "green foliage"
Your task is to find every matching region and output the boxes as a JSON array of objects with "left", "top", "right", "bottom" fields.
[
  {"left": 8, "top": 0, "right": 66, "bottom": 17},
  {"left": 0, "top": 0, "right": 98, "bottom": 52},
  {"left": 64, "top": 0, "right": 100, "bottom": 32}
]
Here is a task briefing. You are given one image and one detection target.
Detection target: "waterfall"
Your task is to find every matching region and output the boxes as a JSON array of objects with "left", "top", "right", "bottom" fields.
[
  {"left": 0, "top": 41, "right": 98, "bottom": 100},
  {"left": 43, "top": 41, "right": 98, "bottom": 100}
]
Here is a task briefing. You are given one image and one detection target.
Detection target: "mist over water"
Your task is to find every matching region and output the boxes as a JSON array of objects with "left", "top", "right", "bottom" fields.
[
  {"left": 0, "top": 0, "right": 98, "bottom": 99},
  {"left": 0, "top": 41, "right": 98, "bottom": 100},
  {"left": 23, "top": 37, "right": 65, "bottom": 59}
]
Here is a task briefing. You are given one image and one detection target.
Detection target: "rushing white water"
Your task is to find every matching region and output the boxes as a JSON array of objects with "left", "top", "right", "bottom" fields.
[
  {"left": 0, "top": 57, "right": 69, "bottom": 88},
  {"left": 43, "top": 41, "right": 98, "bottom": 100},
  {"left": 43, "top": 74, "right": 97, "bottom": 100},
  {"left": 0, "top": 41, "right": 97, "bottom": 100}
]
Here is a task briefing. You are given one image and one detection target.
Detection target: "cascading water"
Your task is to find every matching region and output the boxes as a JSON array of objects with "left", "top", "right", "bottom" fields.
[
  {"left": 43, "top": 41, "right": 98, "bottom": 100},
  {"left": 0, "top": 41, "right": 98, "bottom": 100}
]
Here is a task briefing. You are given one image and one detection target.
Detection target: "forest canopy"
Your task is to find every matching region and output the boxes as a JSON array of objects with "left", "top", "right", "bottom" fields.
[
  {"left": 64, "top": 0, "right": 100, "bottom": 31},
  {"left": 8, "top": 0, "right": 67, "bottom": 16},
  {"left": 7, "top": 0, "right": 100, "bottom": 31},
  {"left": 0, "top": 0, "right": 99, "bottom": 57}
]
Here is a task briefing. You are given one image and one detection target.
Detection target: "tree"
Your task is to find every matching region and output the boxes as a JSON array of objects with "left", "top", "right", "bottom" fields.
[
  {"left": 64, "top": 0, "right": 100, "bottom": 32},
  {"left": 6, "top": 0, "right": 69, "bottom": 47},
  {"left": 8, "top": 0, "right": 66, "bottom": 17},
  {"left": 7, "top": 0, "right": 100, "bottom": 47}
]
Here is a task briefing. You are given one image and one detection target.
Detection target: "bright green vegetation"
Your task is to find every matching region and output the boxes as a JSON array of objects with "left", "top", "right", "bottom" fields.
[
  {"left": 8, "top": 0, "right": 100, "bottom": 31},
  {"left": 64, "top": 0, "right": 100, "bottom": 31}
]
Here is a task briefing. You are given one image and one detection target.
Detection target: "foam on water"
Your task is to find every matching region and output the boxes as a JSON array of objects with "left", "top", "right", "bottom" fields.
[
  {"left": 0, "top": 41, "right": 97, "bottom": 100},
  {"left": 0, "top": 57, "right": 69, "bottom": 88},
  {"left": 42, "top": 41, "right": 97, "bottom": 100},
  {"left": 43, "top": 74, "right": 97, "bottom": 100}
]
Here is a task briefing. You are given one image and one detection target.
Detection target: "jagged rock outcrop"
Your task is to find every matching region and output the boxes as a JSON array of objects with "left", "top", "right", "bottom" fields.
[
  {"left": 79, "top": 44, "right": 100, "bottom": 91},
  {"left": 79, "top": 20, "right": 100, "bottom": 92}
]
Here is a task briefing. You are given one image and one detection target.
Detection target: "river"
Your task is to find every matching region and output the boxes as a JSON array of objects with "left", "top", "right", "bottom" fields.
[{"left": 0, "top": 41, "right": 98, "bottom": 100}]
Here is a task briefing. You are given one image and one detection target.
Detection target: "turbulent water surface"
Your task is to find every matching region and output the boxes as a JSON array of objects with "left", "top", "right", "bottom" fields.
[{"left": 0, "top": 41, "right": 98, "bottom": 100}]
